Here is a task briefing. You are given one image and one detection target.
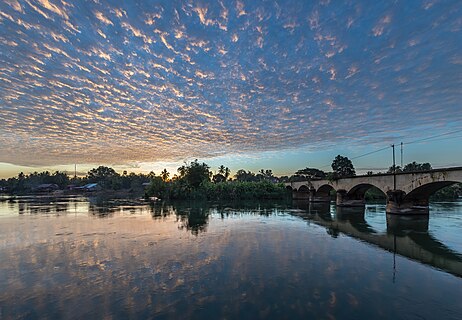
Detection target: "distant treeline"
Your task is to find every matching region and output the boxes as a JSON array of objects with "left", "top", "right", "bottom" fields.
[
  {"left": 1, "top": 158, "right": 460, "bottom": 201},
  {"left": 0, "top": 167, "right": 152, "bottom": 194},
  {"left": 0, "top": 162, "right": 290, "bottom": 200}
]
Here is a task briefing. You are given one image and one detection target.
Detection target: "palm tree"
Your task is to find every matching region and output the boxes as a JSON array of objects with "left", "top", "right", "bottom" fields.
[
  {"left": 224, "top": 167, "right": 230, "bottom": 180},
  {"left": 177, "top": 165, "right": 186, "bottom": 178},
  {"left": 161, "top": 169, "right": 170, "bottom": 182},
  {"left": 218, "top": 165, "right": 226, "bottom": 175}
]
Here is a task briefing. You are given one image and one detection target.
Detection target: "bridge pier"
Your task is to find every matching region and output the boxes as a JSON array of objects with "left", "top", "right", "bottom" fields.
[
  {"left": 336, "top": 190, "right": 365, "bottom": 207},
  {"left": 291, "top": 188, "right": 331, "bottom": 202},
  {"left": 386, "top": 190, "right": 429, "bottom": 215}
]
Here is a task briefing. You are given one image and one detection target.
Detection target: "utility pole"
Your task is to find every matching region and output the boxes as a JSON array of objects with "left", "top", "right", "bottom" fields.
[
  {"left": 400, "top": 142, "right": 403, "bottom": 168},
  {"left": 74, "top": 164, "right": 77, "bottom": 179},
  {"left": 392, "top": 144, "right": 396, "bottom": 190}
]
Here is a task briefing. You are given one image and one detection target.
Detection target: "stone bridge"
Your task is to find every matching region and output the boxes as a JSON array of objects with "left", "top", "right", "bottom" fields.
[{"left": 285, "top": 167, "right": 462, "bottom": 214}]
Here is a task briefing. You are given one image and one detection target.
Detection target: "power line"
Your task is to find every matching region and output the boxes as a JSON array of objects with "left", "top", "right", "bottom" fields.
[
  {"left": 350, "top": 146, "right": 390, "bottom": 160},
  {"left": 318, "top": 145, "right": 391, "bottom": 169},
  {"left": 314, "top": 128, "right": 462, "bottom": 172},
  {"left": 403, "top": 128, "right": 462, "bottom": 145},
  {"left": 348, "top": 128, "right": 462, "bottom": 161},
  {"left": 404, "top": 134, "right": 462, "bottom": 144}
]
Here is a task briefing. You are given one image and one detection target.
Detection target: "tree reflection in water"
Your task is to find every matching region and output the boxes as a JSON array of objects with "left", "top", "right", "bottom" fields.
[
  {"left": 176, "top": 206, "right": 209, "bottom": 235},
  {"left": 87, "top": 197, "right": 149, "bottom": 217},
  {"left": 150, "top": 202, "right": 210, "bottom": 235},
  {"left": 11, "top": 196, "right": 71, "bottom": 215},
  {"left": 149, "top": 200, "right": 292, "bottom": 235}
]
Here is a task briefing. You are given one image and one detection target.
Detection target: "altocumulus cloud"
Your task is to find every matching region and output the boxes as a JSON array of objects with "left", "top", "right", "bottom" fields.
[{"left": 0, "top": 0, "right": 461, "bottom": 166}]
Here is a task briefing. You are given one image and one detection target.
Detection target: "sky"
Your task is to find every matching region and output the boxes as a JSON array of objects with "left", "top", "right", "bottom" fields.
[{"left": 0, "top": 0, "right": 461, "bottom": 179}]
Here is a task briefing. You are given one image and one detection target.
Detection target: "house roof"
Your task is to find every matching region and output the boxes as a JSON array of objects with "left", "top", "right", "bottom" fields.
[{"left": 83, "top": 183, "right": 98, "bottom": 188}]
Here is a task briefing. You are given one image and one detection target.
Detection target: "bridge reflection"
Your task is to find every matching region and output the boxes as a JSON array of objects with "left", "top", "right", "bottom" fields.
[{"left": 291, "top": 200, "right": 462, "bottom": 278}]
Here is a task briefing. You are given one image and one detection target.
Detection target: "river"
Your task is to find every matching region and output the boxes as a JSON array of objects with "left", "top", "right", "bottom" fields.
[{"left": 0, "top": 195, "right": 461, "bottom": 319}]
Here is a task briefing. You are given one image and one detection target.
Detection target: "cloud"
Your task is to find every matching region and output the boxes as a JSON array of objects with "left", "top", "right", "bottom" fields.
[
  {"left": 0, "top": 0, "right": 461, "bottom": 168},
  {"left": 94, "top": 10, "right": 113, "bottom": 25},
  {"left": 235, "top": 0, "right": 246, "bottom": 17},
  {"left": 372, "top": 15, "right": 391, "bottom": 37},
  {"left": 37, "top": 0, "right": 69, "bottom": 19},
  {"left": 4, "top": 0, "right": 23, "bottom": 13}
]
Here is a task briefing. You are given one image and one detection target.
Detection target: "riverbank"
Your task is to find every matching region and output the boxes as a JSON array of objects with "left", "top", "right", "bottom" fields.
[
  {"left": 0, "top": 188, "right": 146, "bottom": 200},
  {"left": 145, "top": 180, "right": 290, "bottom": 201}
]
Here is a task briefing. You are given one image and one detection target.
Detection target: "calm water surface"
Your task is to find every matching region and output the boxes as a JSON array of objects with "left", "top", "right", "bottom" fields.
[{"left": 0, "top": 196, "right": 461, "bottom": 319}]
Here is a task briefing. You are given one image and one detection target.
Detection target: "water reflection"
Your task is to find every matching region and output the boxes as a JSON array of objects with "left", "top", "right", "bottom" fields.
[
  {"left": 175, "top": 206, "right": 209, "bottom": 235},
  {"left": 4, "top": 196, "right": 73, "bottom": 215},
  {"left": 292, "top": 200, "right": 462, "bottom": 278},
  {"left": 149, "top": 202, "right": 209, "bottom": 235},
  {"left": 386, "top": 214, "right": 429, "bottom": 234},
  {"left": 0, "top": 197, "right": 462, "bottom": 319},
  {"left": 149, "top": 200, "right": 462, "bottom": 277},
  {"left": 88, "top": 197, "right": 149, "bottom": 217},
  {"left": 149, "top": 201, "right": 284, "bottom": 236}
]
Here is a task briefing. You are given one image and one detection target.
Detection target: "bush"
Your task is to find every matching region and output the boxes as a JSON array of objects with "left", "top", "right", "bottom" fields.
[{"left": 146, "top": 180, "right": 289, "bottom": 201}]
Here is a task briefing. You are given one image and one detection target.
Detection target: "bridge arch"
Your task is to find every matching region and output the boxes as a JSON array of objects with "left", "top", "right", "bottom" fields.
[
  {"left": 310, "top": 184, "right": 335, "bottom": 203},
  {"left": 403, "top": 181, "right": 458, "bottom": 203},
  {"left": 317, "top": 184, "right": 335, "bottom": 195},
  {"left": 347, "top": 183, "right": 387, "bottom": 201},
  {"left": 290, "top": 184, "right": 312, "bottom": 200}
]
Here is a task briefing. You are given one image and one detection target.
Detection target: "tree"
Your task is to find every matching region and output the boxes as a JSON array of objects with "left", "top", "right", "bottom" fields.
[
  {"left": 295, "top": 167, "right": 326, "bottom": 179},
  {"left": 256, "top": 169, "right": 274, "bottom": 181},
  {"left": 147, "top": 171, "right": 156, "bottom": 179},
  {"left": 331, "top": 155, "right": 356, "bottom": 177},
  {"left": 87, "top": 166, "right": 118, "bottom": 182},
  {"left": 218, "top": 165, "right": 226, "bottom": 175},
  {"left": 212, "top": 173, "right": 226, "bottom": 183},
  {"left": 224, "top": 167, "right": 230, "bottom": 180},
  {"left": 388, "top": 162, "right": 432, "bottom": 173},
  {"left": 403, "top": 161, "right": 432, "bottom": 172},
  {"left": 178, "top": 165, "right": 187, "bottom": 178},
  {"left": 160, "top": 169, "right": 170, "bottom": 182},
  {"left": 213, "top": 165, "right": 229, "bottom": 183},
  {"left": 52, "top": 171, "right": 69, "bottom": 187},
  {"left": 180, "top": 160, "right": 211, "bottom": 188},
  {"left": 387, "top": 165, "right": 403, "bottom": 173},
  {"left": 87, "top": 166, "right": 120, "bottom": 189},
  {"left": 235, "top": 169, "right": 257, "bottom": 182},
  {"left": 146, "top": 176, "right": 167, "bottom": 198}
]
